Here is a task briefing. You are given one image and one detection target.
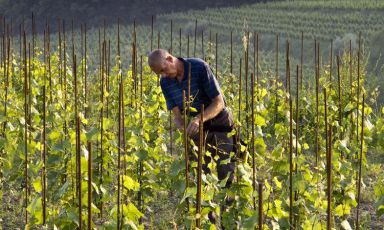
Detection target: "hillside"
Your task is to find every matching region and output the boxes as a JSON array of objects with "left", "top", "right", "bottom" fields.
[{"left": 0, "top": 0, "right": 267, "bottom": 33}]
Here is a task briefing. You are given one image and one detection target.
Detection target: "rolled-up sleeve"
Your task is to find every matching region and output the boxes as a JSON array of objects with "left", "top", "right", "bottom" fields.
[
  {"left": 160, "top": 80, "right": 177, "bottom": 111},
  {"left": 201, "top": 62, "right": 221, "bottom": 99}
]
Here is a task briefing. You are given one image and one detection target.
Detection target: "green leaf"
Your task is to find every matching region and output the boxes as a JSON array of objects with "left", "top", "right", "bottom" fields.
[
  {"left": 68, "top": 211, "right": 79, "bottom": 226},
  {"left": 255, "top": 137, "right": 266, "bottom": 154},
  {"left": 0, "top": 114, "right": 6, "bottom": 123},
  {"left": 48, "top": 130, "right": 61, "bottom": 140},
  {"left": 100, "top": 185, "right": 107, "bottom": 194},
  {"left": 86, "top": 127, "right": 99, "bottom": 141},
  {"left": 377, "top": 204, "right": 384, "bottom": 217},
  {"left": 337, "top": 139, "right": 350, "bottom": 153},
  {"left": 122, "top": 203, "right": 143, "bottom": 221},
  {"left": 0, "top": 137, "right": 5, "bottom": 149},
  {"left": 255, "top": 115, "right": 266, "bottom": 126},
  {"left": 91, "top": 203, "right": 100, "bottom": 214},
  {"left": 128, "top": 135, "right": 139, "bottom": 146},
  {"left": 173, "top": 180, "right": 186, "bottom": 194},
  {"left": 56, "top": 180, "right": 70, "bottom": 199},
  {"left": 169, "top": 159, "right": 185, "bottom": 177},
  {"left": 335, "top": 204, "right": 344, "bottom": 217},
  {"left": 27, "top": 197, "right": 43, "bottom": 224},
  {"left": 227, "top": 128, "right": 237, "bottom": 138},
  {"left": 91, "top": 182, "right": 100, "bottom": 195},
  {"left": 293, "top": 174, "right": 306, "bottom": 192},
  {"left": 122, "top": 175, "right": 140, "bottom": 191},
  {"left": 273, "top": 177, "right": 282, "bottom": 189},
  {"left": 220, "top": 157, "right": 231, "bottom": 165},
  {"left": 47, "top": 154, "right": 61, "bottom": 165},
  {"left": 242, "top": 211, "right": 257, "bottom": 229},
  {"left": 240, "top": 144, "right": 247, "bottom": 152},
  {"left": 126, "top": 220, "right": 139, "bottom": 230},
  {"left": 33, "top": 179, "right": 42, "bottom": 193},
  {"left": 180, "top": 187, "right": 197, "bottom": 204},
  {"left": 375, "top": 196, "right": 384, "bottom": 217},
  {"left": 344, "top": 102, "right": 354, "bottom": 112},
  {"left": 209, "top": 224, "right": 217, "bottom": 230},
  {"left": 135, "top": 149, "right": 148, "bottom": 161},
  {"left": 189, "top": 107, "right": 198, "bottom": 113},
  {"left": 102, "top": 118, "right": 114, "bottom": 130}
]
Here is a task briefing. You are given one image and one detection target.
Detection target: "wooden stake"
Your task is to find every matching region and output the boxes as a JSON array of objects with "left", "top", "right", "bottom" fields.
[
  {"left": 194, "top": 19, "right": 197, "bottom": 57},
  {"left": 215, "top": 33, "right": 218, "bottom": 78},
  {"left": 258, "top": 181, "right": 263, "bottom": 230},
  {"left": 273, "top": 34, "right": 279, "bottom": 128},
  {"left": 87, "top": 142, "right": 92, "bottom": 230},
  {"left": 324, "top": 87, "right": 330, "bottom": 230},
  {"left": 201, "top": 29, "right": 204, "bottom": 59},
  {"left": 256, "top": 33, "right": 259, "bottom": 95},
  {"left": 74, "top": 53, "right": 82, "bottom": 229},
  {"left": 23, "top": 29, "right": 28, "bottom": 226},
  {"left": 286, "top": 40, "right": 290, "bottom": 92},
  {"left": 151, "top": 15, "right": 153, "bottom": 51},
  {"left": 196, "top": 104, "right": 204, "bottom": 228},
  {"left": 356, "top": 94, "right": 365, "bottom": 229},
  {"left": 84, "top": 23, "right": 88, "bottom": 120},
  {"left": 187, "top": 34, "right": 189, "bottom": 57},
  {"left": 327, "top": 123, "right": 332, "bottom": 230},
  {"left": 238, "top": 58, "right": 242, "bottom": 143},
  {"left": 179, "top": 28, "right": 181, "bottom": 56},
  {"left": 330, "top": 40, "right": 333, "bottom": 86},
  {"left": 182, "top": 90, "right": 190, "bottom": 212},
  {"left": 117, "top": 59, "right": 122, "bottom": 229},
  {"left": 289, "top": 96, "right": 293, "bottom": 230},
  {"left": 315, "top": 41, "right": 320, "bottom": 166},
  {"left": 42, "top": 26, "right": 47, "bottom": 226},
  {"left": 230, "top": 30, "right": 233, "bottom": 74},
  {"left": 251, "top": 72, "right": 256, "bottom": 209},
  {"left": 170, "top": 20, "right": 173, "bottom": 53},
  {"left": 337, "top": 55, "right": 342, "bottom": 134},
  {"left": 300, "top": 31, "right": 304, "bottom": 90}
]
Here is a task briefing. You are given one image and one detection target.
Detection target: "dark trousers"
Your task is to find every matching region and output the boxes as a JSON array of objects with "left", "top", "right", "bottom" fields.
[{"left": 190, "top": 108, "right": 236, "bottom": 188}]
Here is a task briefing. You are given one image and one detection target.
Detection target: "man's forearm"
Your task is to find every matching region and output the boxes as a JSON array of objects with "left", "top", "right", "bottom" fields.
[{"left": 196, "top": 100, "right": 224, "bottom": 122}]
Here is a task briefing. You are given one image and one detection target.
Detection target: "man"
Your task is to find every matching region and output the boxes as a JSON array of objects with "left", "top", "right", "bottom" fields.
[{"left": 148, "top": 49, "right": 236, "bottom": 224}]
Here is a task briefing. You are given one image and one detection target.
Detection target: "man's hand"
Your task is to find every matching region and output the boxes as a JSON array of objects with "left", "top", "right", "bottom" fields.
[
  {"left": 171, "top": 94, "right": 224, "bottom": 136},
  {"left": 172, "top": 106, "right": 184, "bottom": 131},
  {"left": 186, "top": 118, "right": 200, "bottom": 137},
  {"left": 185, "top": 94, "right": 225, "bottom": 137}
]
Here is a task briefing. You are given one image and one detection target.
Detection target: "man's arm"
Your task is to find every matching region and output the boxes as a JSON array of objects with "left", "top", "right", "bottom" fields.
[
  {"left": 186, "top": 93, "right": 225, "bottom": 137},
  {"left": 172, "top": 106, "right": 184, "bottom": 131},
  {"left": 197, "top": 93, "right": 225, "bottom": 122}
]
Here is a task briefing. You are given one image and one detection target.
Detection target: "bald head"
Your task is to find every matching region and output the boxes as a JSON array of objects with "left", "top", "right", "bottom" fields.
[
  {"left": 148, "top": 49, "right": 181, "bottom": 78},
  {"left": 148, "top": 49, "right": 171, "bottom": 70}
]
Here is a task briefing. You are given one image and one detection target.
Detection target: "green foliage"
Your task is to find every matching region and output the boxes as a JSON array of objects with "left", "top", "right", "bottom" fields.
[{"left": 0, "top": 17, "right": 383, "bottom": 229}]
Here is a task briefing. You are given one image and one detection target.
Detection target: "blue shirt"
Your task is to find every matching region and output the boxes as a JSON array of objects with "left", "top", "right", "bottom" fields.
[{"left": 160, "top": 57, "right": 224, "bottom": 117}]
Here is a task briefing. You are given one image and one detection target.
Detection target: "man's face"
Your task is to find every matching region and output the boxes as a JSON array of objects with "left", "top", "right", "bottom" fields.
[{"left": 151, "top": 56, "right": 177, "bottom": 78}]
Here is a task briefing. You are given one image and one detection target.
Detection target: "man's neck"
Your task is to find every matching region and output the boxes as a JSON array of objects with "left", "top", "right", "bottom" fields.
[{"left": 176, "top": 58, "right": 184, "bottom": 82}]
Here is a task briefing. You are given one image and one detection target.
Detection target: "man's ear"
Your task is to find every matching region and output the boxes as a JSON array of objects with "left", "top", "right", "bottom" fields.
[{"left": 165, "top": 55, "right": 173, "bottom": 63}]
